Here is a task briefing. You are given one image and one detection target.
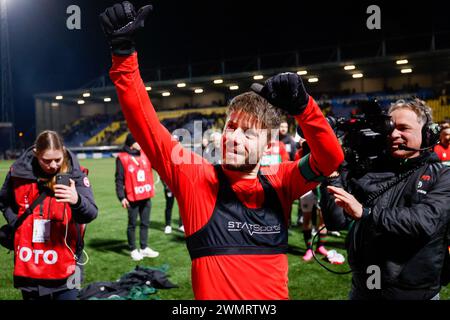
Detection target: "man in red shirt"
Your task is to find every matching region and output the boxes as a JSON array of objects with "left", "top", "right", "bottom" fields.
[
  {"left": 100, "top": 2, "right": 344, "bottom": 300},
  {"left": 434, "top": 123, "right": 450, "bottom": 166}
]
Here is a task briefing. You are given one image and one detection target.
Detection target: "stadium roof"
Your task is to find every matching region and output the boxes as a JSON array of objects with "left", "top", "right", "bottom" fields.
[{"left": 35, "top": 46, "right": 450, "bottom": 107}]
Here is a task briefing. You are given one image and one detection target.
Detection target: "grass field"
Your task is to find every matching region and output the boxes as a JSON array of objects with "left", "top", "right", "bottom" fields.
[{"left": 0, "top": 158, "right": 448, "bottom": 300}]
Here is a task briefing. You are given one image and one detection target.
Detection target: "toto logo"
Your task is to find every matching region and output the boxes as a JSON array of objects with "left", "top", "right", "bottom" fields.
[
  {"left": 18, "top": 247, "right": 58, "bottom": 265},
  {"left": 134, "top": 184, "right": 152, "bottom": 195}
]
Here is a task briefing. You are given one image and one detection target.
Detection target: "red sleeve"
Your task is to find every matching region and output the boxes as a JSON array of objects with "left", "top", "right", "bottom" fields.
[
  {"left": 261, "top": 161, "right": 318, "bottom": 222},
  {"left": 294, "top": 97, "right": 344, "bottom": 177},
  {"left": 294, "top": 149, "right": 302, "bottom": 161},
  {"left": 109, "top": 53, "right": 218, "bottom": 236},
  {"left": 261, "top": 97, "right": 344, "bottom": 213}
]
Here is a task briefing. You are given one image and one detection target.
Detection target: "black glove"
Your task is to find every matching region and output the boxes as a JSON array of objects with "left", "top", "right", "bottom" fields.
[
  {"left": 251, "top": 72, "right": 310, "bottom": 116},
  {"left": 99, "top": 2, "right": 153, "bottom": 56}
]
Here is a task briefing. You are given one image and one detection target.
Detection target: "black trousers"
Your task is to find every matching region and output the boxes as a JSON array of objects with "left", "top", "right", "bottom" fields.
[
  {"left": 22, "top": 288, "right": 78, "bottom": 300},
  {"left": 127, "top": 199, "right": 151, "bottom": 251},
  {"left": 164, "top": 186, "right": 182, "bottom": 227}
]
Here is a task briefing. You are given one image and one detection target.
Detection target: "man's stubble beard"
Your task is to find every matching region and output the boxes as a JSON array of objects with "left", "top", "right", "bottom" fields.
[{"left": 222, "top": 163, "right": 258, "bottom": 172}]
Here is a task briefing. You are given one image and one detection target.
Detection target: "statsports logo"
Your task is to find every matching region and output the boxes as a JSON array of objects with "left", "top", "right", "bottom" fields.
[{"left": 227, "top": 221, "right": 281, "bottom": 236}]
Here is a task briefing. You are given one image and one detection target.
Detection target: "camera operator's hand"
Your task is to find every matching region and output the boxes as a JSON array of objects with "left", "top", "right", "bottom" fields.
[
  {"left": 327, "top": 186, "right": 363, "bottom": 220},
  {"left": 251, "top": 72, "right": 309, "bottom": 116},
  {"left": 99, "top": 1, "right": 153, "bottom": 56}
]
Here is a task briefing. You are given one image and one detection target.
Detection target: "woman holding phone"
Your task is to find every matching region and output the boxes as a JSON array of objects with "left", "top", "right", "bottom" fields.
[{"left": 0, "top": 130, "right": 98, "bottom": 300}]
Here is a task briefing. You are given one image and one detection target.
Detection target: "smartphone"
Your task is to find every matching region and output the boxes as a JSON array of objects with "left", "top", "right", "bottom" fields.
[{"left": 55, "top": 173, "right": 71, "bottom": 186}]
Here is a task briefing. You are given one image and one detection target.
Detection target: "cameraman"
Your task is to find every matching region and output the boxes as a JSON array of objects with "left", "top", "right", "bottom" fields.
[{"left": 323, "top": 99, "right": 450, "bottom": 300}]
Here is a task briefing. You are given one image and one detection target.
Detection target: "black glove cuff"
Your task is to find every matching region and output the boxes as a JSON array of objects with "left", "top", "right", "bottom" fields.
[
  {"left": 288, "top": 94, "right": 309, "bottom": 116},
  {"left": 111, "top": 38, "right": 136, "bottom": 56}
]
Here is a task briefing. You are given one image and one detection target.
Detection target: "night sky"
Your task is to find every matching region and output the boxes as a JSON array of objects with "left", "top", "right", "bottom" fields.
[{"left": 4, "top": 0, "right": 449, "bottom": 143}]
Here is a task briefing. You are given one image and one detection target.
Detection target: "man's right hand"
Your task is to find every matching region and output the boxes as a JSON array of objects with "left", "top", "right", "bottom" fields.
[
  {"left": 99, "top": 1, "right": 153, "bottom": 56},
  {"left": 121, "top": 198, "right": 130, "bottom": 209}
]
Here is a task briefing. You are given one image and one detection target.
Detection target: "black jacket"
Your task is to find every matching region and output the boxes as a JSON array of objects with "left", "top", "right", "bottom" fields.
[
  {"left": 280, "top": 134, "right": 297, "bottom": 161},
  {"left": 321, "top": 152, "right": 450, "bottom": 300},
  {"left": 0, "top": 146, "right": 98, "bottom": 225},
  {"left": 0, "top": 146, "right": 98, "bottom": 293},
  {"left": 114, "top": 146, "right": 141, "bottom": 202}
]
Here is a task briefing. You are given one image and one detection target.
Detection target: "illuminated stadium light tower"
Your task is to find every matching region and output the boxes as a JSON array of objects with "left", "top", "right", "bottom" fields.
[{"left": 0, "top": 0, "right": 14, "bottom": 150}]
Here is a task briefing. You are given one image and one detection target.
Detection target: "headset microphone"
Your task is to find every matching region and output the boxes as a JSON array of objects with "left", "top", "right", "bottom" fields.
[
  {"left": 398, "top": 144, "right": 430, "bottom": 152},
  {"left": 398, "top": 143, "right": 438, "bottom": 152}
]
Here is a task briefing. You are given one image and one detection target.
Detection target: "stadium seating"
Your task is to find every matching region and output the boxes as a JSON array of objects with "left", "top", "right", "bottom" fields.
[{"left": 61, "top": 90, "right": 449, "bottom": 148}]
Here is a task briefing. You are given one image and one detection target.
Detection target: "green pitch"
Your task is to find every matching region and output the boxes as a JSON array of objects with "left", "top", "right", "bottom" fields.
[{"left": 0, "top": 158, "right": 448, "bottom": 300}]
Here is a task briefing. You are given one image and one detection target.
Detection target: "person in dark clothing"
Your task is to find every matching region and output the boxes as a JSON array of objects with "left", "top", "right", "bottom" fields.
[
  {"left": 162, "top": 134, "right": 183, "bottom": 234},
  {"left": 0, "top": 130, "right": 98, "bottom": 300},
  {"left": 162, "top": 179, "right": 183, "bottom": 234},
  {"left": 323, "top": 99, "right": 450, "bottom": 300},
  {"left": 279, "top": 120, "right": 297, "bottom": 161},
  {"left": 115, "top": 133, "right": 159, "bottom": 261}
]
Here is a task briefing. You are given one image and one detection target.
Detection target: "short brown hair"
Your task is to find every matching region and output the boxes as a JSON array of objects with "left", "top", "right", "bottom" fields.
[{"left": 227, "top": 92, "right": 286, "bottom": 130}]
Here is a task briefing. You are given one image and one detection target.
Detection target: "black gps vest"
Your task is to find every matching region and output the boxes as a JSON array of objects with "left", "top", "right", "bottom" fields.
[{"left": 186, "top": 165, "right": 288, "bottom": 260}]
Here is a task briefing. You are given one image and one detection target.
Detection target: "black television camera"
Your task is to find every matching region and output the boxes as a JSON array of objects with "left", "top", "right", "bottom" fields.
[{"left": 327, "top": 100, "right": 395, "bottom": 176}]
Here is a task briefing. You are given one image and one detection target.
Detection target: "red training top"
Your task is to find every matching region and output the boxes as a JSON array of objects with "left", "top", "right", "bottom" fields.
[{"left": 110, "top": 53, "right": 344, "bottom": 300}]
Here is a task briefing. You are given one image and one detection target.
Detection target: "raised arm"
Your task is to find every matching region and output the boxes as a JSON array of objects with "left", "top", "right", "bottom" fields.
[
  {"left": 101, "top": 2, "right": 207, "bottom": 192},
  {"left": 252, "top": 72, "right": 344, "bottom": 186},
  {"left": 109, "top": 53, "right": 188, "bottom": 186}
]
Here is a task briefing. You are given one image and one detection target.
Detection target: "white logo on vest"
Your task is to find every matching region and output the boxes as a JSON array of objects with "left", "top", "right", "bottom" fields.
[
  {"left": 134, "top": 184, "right": 152, "bottom": 195},
  {"left": 137, "top": 169, "right": 146, "bottom": 182},
  {"left": 18, "top": 247, "right": 58, "bottom": 265},
  {"left": 227, "top": 221, "right": 281, "bottom": 236}
]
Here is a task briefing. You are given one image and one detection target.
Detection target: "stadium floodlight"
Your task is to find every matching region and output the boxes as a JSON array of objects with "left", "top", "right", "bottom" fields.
[
  {"left": 297, "top": 70, "right": 308, "bottom": 76},
  {"left": 82, "top": 92, "right": 90, "bottom": 98},
  {"left": 352, "top": 73, "right": 364, "bottom": 78},
  {"left": 308, "top": 77, "right": 319, "bottom": 83},
  {"left": 145, "top": 86, "right": 152, "bottom": 91},
  {"left": 253, "top": 75, "right": 264, "bottom": 80},
  {"left": 194, "top": 88, "right": 204, "bottom": 94},
  {"left": 55, "top": 95, "right": 63, "bottom": 100},
  {"left": 104, "top": 97, "right": 111, "bottom": 102},
  {"left": 229, "top": 85, "right": 239, "bottom": 90},
  {"left": 77, "top": 100, "right": 85, "bottom": 105},
  {"left": 213, "top": 79, "right": 223, "bottom": 84},
  {"left": 396, "top": 59, "right": 408, "bottom": 65},
  {"left": 51, "top": 102, "right": 59, "bottom": 107},
  {"left": 162, "top": 92, "right": 171, "bottom": 97},
  {"left": 344, "top": 65, "right": 356, "bottom": 70},
  {"left": 401, "top": 68, "right": 413, "bottom": 74},
  {"left": 177, "top": 83, "right": 186, "bottom": 88}
]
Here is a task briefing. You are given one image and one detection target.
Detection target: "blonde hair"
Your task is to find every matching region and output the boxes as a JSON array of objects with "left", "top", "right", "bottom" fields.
[{"left": 34, "top": 130, "right": 70, "bottom": 190}]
